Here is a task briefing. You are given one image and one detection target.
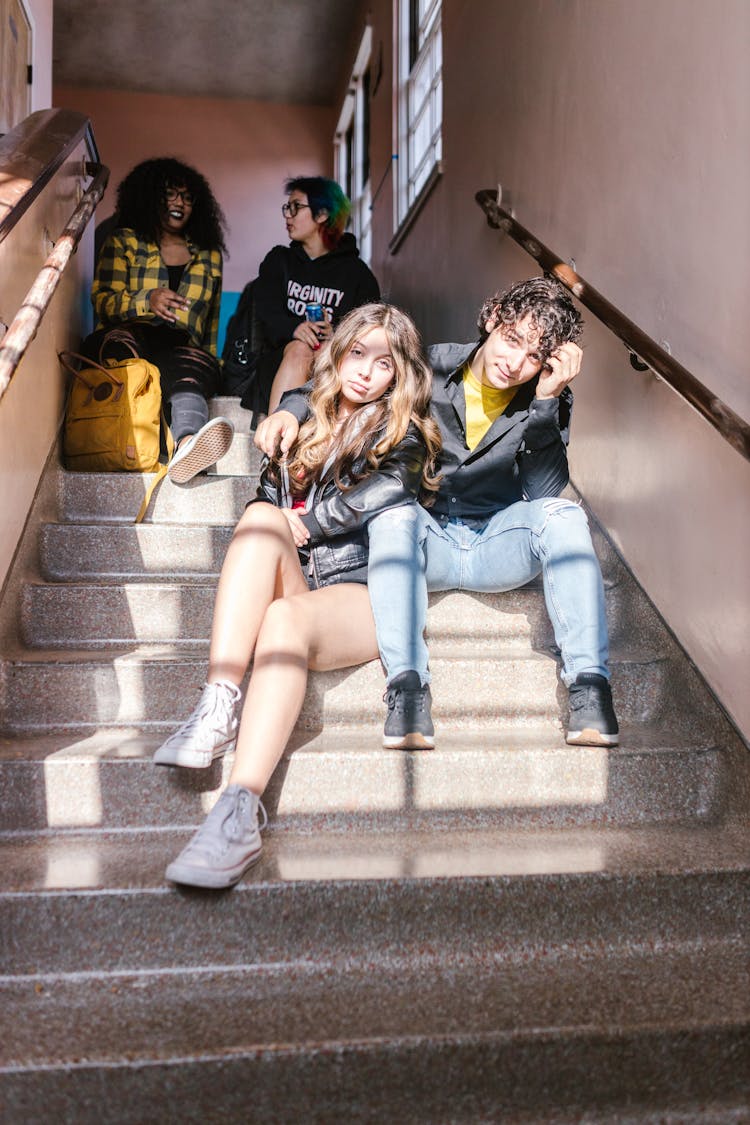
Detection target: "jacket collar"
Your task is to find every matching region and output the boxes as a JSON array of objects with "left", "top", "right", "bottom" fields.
[{"left": 442, "top": 342, "right": 539, "bottom": 458}]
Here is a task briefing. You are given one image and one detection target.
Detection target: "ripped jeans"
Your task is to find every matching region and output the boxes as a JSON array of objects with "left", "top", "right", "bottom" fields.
[{"left": 367, "top": 499, "right": 609, "bottom": 688}]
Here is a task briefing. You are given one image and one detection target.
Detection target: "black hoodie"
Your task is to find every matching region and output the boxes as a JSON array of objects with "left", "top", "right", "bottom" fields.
[{"left": 254, "top": 233, "right": 380, "bottom": 350}]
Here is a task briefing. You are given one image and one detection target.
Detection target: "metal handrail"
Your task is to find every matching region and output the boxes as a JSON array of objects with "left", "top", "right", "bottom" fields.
[
  {"left": 0, "top": 108, "right": 100, "bottom": 242},
  {"left": 0, "top": 161, "right": 109, "bottom": 405},
  {"left": 475, "top": 188, "right": 750, "bottom": 462}
]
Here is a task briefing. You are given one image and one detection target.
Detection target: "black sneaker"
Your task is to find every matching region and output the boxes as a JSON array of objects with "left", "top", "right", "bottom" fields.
[
  {"left": 566, "top": 673, "right": 619, "bottom": 746},
  {"left": 383, "top": 671, "right": 435, "bottom": 750}
]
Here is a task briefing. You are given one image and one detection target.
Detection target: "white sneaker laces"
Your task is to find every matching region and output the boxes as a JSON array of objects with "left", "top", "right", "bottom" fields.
[{"left": 176, "top": 682, "right": 239, "bottom": 739}]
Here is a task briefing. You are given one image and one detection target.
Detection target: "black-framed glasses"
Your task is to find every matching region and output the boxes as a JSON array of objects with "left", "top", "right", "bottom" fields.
[
  {"left": 281, "top": 201, "right": 311, "bottom": 218},
  {"left": 165, "top": 187, "right": 195, "bottom": 206}
]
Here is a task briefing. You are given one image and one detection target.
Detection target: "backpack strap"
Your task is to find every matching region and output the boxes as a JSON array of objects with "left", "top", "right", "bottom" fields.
[
  {"left": 134, "top": 408, "right": 175, "bottom": 523},
  {"left": 58, "top": 351, "right": 126, "bottom": 402}
]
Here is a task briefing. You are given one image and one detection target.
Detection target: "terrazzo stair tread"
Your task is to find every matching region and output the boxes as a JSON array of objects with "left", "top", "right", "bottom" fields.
[
  {"left": 41, "top": 520, "right": 626, "bottom": 584},
  {"left": 1, "top": 1044, "right": 748, "bottom": 1125},
  {"left": 20, "top": 580, "right": 637, "bottom": 649},
  {"left": 2, "top": 942, "right": 747, "bottom": 1070},
  {"left": 0, "top": 721, "right": 736, "bottom": 835},
  {"left": 0, "top": 644, "right": 670, "bottom": 732},
  {"left": 39, "top": 522, "right": 236, "bottom": 580},
  {"left": 208, "top": 395, "right": 257, "bottom": 432},
  {"left": 207, "top": 435, "right": 261, "bottom": 476},
  {"left": 58, "top": 470, "right": 258, "bottom": 524},
  {"left": 1, "top": 824, "right": 748, "bottom": 973},
  {"left": 39, "top": 519, "right": 620, "bottom": 580}
]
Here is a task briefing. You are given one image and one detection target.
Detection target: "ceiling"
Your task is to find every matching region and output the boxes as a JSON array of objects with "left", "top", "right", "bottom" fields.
[{"left": 52, "top": 0, "right": 365, "bottom": 104}]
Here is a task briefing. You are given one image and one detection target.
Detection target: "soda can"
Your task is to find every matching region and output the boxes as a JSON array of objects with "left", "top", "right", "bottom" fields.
[{"left": 304, "top": 303, "right": 324, "bottom": 323}]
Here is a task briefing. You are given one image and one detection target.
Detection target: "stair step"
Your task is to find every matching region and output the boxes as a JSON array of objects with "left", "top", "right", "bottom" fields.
[
  {"left": 2, "top": 824, "right": 748, "bottom": 973},
  {"left": 58, "top": 470, "right": 258, "bottom": 524},
  {"left": 0, "top": 725, "right": 730, "bottom": 834},
  {"left": 40, "top": 505, "right": 624, "bottom": 570},
  {"left": 40, "top": 522, "right": 236, "bottom": 579},
  {"left": 4, "top": 942, "right": 745, "bottom": 1067},
  {"left": 1, "top": 942, "right": 747, "bottom": 1122},
  {"left": 209, "top": 395, "right": 257, "bottom": 433},
  {"left": 207, "top": 430, "right": 260, "bottom": 475},
  {"left": 23, "top": 581, "right": 644, "bottom": 650},
  {"left": 0, "top": 646, "right": 668, "bottom": 733}
]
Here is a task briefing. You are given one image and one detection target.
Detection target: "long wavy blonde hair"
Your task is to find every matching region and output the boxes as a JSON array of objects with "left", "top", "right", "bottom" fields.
[{"left": 281, "top": 302, "right": 441, "bottom": 498}]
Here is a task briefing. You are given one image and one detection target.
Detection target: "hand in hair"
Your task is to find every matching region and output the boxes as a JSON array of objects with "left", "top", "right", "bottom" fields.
[{"left": 535, "top": 341, "right": 583, "bottom": 401}]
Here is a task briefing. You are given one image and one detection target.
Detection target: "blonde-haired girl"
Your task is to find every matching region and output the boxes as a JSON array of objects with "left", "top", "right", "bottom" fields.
[{"left": 156, "top": 303, "right": 440, "bottom": 889}]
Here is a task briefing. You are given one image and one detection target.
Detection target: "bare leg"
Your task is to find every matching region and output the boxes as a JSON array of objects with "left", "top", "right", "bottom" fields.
[
  {"left": 228, "top": 584, "right": 378, "bottom": 794},
  {"left": 268, "top": 340, "right": 315, "bottom": 413},
  {"left": 207, "top": 504, "right": 308, "bottom": 685}
]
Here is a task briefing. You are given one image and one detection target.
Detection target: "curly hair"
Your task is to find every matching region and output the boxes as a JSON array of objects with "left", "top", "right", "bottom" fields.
[
  {"left": 278, "top": 303, "right": 441, "bottom": 499},
  {"left": 477, "top": 276, "right": 583, "bottom": 360},
  {"left": 114, "top": 158, "right": 228, "bottom": 254},
  {"left": 284, "top": 176, "right": 351, "bottom": 251}
]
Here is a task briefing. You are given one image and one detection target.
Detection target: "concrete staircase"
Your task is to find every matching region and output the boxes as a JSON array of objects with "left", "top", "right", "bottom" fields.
[{"left": 1, "top": 398, "right": 748, "bottom": 1123}]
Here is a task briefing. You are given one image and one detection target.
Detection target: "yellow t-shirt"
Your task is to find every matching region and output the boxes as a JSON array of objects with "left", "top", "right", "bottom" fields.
[{"left": 463, "top": 363, "right": 516, "bottom": 450}]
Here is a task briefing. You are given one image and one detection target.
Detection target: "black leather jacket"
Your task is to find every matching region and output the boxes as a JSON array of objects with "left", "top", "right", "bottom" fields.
[{"left": 254, "top": 422, "right": 428, "bottom": 588}]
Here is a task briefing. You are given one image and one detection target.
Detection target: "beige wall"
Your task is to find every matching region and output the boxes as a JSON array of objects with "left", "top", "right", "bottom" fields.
[
  {"left": 0, "top": 1, "right": 61, "bottom": 594},
  {"left": 363, "top": 0, "right": 750, "bottom": 737},
  {"left": 52, "top": 85, "right": 336, "bottom": 293},
  {"left": 0, "top": 144, "right": 93, "bottom": 591}
]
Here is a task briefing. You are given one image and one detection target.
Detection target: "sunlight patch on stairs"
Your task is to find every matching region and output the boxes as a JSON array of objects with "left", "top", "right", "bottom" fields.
[
  {"left": 42, "top": 729, "right": 146, "bottom": 827},
  {"left": 274, "top": 748, "right": 609, "bottom": 815},
  {"left": 43, "top": 843, "right": 102, "bottom": 889},
  {"left": 411, "top": 749, "right": 608, "bottom": 808},
  {"left": 276, "top": 841, "right": 606, "bottom": 881},
  {"left": 44, "top": 759, "right": 102, "bottom": 828}
]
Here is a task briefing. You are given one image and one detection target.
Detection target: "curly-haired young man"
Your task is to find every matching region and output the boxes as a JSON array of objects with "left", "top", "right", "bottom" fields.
[{"left": 367, "top": 277, "right": 617, "bottom": 749}]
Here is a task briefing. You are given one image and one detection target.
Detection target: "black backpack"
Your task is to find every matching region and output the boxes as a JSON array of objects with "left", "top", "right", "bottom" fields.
[{"left": 221, "top": 279, "right": 260, "bottom": 396}]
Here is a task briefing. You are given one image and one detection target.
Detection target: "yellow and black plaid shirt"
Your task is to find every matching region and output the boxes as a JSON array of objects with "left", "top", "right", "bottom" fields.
[{"left": 91, "top": 228, "right": 223, "bottom": 355}]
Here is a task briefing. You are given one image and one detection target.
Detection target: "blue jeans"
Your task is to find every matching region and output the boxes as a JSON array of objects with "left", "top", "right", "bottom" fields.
[{"left": 367, "top": 499, "right": 609, "bottom": 688}]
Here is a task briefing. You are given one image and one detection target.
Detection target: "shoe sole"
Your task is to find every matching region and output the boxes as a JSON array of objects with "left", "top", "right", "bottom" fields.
[
  {"left": 566, "top": 727, "right": 619, "bottom": 747},
  {"left": 383, "top": 732, "right": 435, "bottom": 750},
  {"left": 165, "top": 844, "right": 263, "bottom": 889},
  {"left": 153, "top": 738, "right": 236, "bottom": 769},
  {"left": 168, "top": 419, "right": 234, "bottom": 484}
]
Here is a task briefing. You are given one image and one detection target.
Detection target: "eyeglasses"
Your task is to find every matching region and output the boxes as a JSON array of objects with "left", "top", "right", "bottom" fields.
[
  {"left": 165, "top": 187, "right": 194, "bottom": 206},
  {"left": 281, "top": 201, "right": 311, "bottom": 218}
]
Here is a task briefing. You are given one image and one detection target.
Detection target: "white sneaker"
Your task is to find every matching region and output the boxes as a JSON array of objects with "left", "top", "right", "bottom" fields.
[
  {"left": 153, "top": 681, "right": 242, "bottom": 769},
  {"left": 165, "top": 784, "right": 267, "bottom": 889},
  {"left": 167, "top": 417, "right": 234, "bottom": 484}
]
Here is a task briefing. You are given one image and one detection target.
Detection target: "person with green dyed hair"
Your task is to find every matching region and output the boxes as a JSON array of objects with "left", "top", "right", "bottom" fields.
[{"left": 237, "top": 175, "right": 380, "bottom": 417}]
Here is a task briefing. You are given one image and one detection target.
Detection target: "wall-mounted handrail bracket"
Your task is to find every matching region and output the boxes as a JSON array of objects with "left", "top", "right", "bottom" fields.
[
  {"left": 476, "top": 188, "right": 750, "bottom": 462},
  {"left": 628, "top": 350, "right": 649, "bottom": 373}
]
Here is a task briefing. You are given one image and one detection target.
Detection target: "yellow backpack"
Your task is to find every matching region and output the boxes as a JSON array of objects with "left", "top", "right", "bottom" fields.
[{"left": 60, "top": 331, "right": 174, "bottom": 521}]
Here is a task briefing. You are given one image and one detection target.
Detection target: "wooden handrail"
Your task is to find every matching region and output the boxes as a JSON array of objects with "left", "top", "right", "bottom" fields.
[
  {"left": 0, "top": 161, "right": 109, "bottom": 404},
  {"left": 475, "top": 188, "right": 750, "bottom": 462}
]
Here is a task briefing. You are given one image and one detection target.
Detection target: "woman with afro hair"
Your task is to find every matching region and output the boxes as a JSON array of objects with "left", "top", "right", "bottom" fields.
[{"left": 85, "top": 157, "right": 234, "bottom": 482}]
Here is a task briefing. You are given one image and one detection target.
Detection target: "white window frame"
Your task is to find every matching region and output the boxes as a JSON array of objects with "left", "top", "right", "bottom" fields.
[
  {"left": 334, "top": 25, "right": 373, "bottom": 265},
  {"left": 393, "top": 0, "right": 442, "bottom": 236}
]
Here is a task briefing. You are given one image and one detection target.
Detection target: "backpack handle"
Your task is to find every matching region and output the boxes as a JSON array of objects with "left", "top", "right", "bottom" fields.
[
  {"left": 99, "top": 328, "right": 140, "bottom": 364},
  {"left": 58, "top": 351, "right": 126, "bottom": 404}
]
